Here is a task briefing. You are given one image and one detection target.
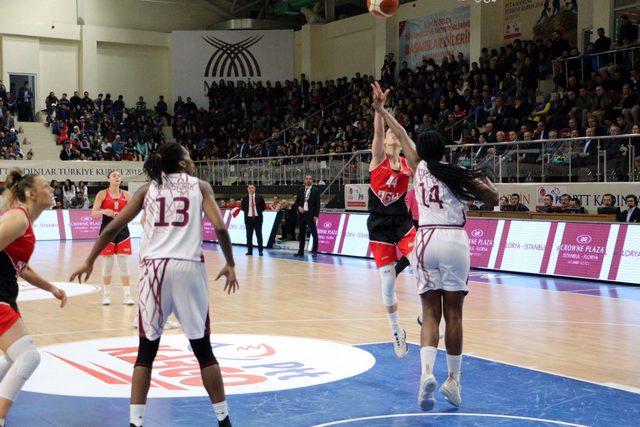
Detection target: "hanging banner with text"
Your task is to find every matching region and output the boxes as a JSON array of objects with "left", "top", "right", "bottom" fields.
[
  {"left": 399, "top": 5, "right": 470, "bottom": 70},
  {"left": 0, "top": 161, "right": 145, "bottom": 182},
  {"left": 171, "top": 30, "right": 294, "bottom": 108}
]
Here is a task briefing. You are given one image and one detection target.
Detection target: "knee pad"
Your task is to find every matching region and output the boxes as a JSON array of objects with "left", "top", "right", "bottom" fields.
[
  {"left": 117, "top": 254, "right": 130, "bottom": 277},
  {"left": 378, "top": 264, "right": 397, "bottom": 307},
  {"left": 102, "top": 255, "right": 114, "bottom": 278},
  {"left": 189, "top": 335, "right": 218, "bottom": 369},
  {"left": 6, "top": 337, "right": 40, "bottom": 380},
  {"left": 0, "top": 336, "right": 40, "bottom": 401},
  {"left": 135, "top": 337, "right": 160, "bottom": 368}
]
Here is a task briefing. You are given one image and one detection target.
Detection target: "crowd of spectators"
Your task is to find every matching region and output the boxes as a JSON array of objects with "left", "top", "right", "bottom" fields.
[
  {"left": 50, "top": 180, "right": 90, "bottom": 209},
  {"left": 0, "top": 80, "right": 32, "bottom": 160},
  {"left": 47, "top": 91, "right": 168, "bottom": 161},
  {"left": 44, "top": 20, "right": 640, "bottom": 183}
]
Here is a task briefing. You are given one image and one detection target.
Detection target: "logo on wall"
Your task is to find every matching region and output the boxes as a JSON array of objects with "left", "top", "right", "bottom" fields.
[
  {"left": 24, "top": 334, "right": 375, "bottom": 397},
  {"left": 202, "top": 36, "right": 263, "bottom": 78}
]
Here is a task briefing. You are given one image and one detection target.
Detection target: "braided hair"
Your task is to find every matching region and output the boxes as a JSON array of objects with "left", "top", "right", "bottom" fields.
[
  {"left": 143, "top": 142, "right": 185, "bottom": 185},
  {"left": 415, "top": 131, "right": 486, "bottom": 201}
]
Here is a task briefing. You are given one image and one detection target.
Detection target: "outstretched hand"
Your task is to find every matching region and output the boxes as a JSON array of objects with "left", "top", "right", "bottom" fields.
[
  {"left": 69, "top": 262, "right": 94, "bottom": 284},
  {"left": 370, "top": 81, "right": 390, "bottom": 111},
  {"left": 215, "top": 265, "right": 239, "bottom": 294}
]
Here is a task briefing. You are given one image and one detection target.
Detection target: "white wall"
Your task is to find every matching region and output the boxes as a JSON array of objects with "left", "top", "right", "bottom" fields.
[
  {"left": 97, "top": 42, "right": 169, "bottom": 108},
  {"left": 80, "top": 0, "right": 224, "bottom": 33},
  {"left": 39, "top": 40, "right": 80, "bottom": 103}
]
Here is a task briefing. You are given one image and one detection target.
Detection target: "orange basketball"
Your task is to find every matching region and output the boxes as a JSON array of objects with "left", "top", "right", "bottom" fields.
[{"left": 367, "top": 0, "right": 399, "bottom": 18}]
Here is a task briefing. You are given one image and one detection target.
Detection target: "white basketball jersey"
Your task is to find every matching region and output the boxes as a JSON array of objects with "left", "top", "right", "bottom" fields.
[
  {"left": 140, "top": 173, "right": 203, "bottom": 261},
  {"left": 414, "top": 160, "right": 468, "bottom": 227}
]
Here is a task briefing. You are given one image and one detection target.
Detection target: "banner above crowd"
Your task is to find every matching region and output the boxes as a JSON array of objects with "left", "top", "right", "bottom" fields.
[
  {"left": 171, "top": 30, "right": 294, "bottom": 107},
  {"left": 398, "top": 5, "right": 470, "bottom": 70},
  {"left": 0, "top": 161, "right": 145, "bottom": 182}
]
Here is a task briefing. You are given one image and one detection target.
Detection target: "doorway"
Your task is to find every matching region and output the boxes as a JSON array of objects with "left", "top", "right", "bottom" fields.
[{"left": 9, "top": 73, "right": 36, "bottom": 122}]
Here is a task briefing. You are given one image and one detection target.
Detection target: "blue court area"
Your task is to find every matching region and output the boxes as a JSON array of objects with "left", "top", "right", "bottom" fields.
[{"left": 10, "top": 342, "right": 639, "bottom": 426}]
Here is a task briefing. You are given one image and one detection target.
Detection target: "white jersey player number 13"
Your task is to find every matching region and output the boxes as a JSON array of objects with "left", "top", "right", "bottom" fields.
[{"left": 70, "top": 143, "right": 239, "bottom": 427}]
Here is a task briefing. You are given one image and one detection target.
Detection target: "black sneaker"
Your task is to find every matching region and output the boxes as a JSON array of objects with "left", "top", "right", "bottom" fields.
[{"left": 218, "top": 416, "right": 232, "bottom": 427}]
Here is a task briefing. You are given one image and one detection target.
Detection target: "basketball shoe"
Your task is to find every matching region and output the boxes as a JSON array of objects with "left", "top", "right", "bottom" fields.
[
  {"left": 393, "top": 329, "right": 408, "bottom": 358},
  {"left": 418, "top": 365, "right": 437, "bottom": 411},
  {"left": 439, "top": 373, "right": 462, "bottom": 408}
]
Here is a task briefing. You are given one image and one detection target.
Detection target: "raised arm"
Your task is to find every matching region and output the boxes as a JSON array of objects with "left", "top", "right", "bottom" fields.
[
  {"left": 472, "top": 176, "right": 499, "bottom": 206},
  {"left": 371, "top": 82, "right": 419, "bottom": 171},
  {"left": 200, "top": 180, "right": 239, "bottom": 294},
  {"left": 70, "top": 184, "right": 147, "bottom": 283},
  {"left": 370, "top": 111, "right": 386, "bottom": 170}
]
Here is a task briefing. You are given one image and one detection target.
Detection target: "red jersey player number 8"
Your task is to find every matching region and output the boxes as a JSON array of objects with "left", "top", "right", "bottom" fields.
[{"left": 419, "top": 183, "right": 444, "bottom": 209}]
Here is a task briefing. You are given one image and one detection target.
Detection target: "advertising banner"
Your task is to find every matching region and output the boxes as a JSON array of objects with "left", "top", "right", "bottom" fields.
[
  {"left": 345, "top": 184, "right": 368, "bottom": 211},
  {"left": 171, "top": 30, "right": 294, "bottom": 108},
  {"left": 313, "top": 212, "right": 638, "bottom": 284},
  {"left": 399, "top": 5, "right": 470, "bottom": 70},
  {"left": 33, "top": 209, "right": 278, "bottom": 247}
]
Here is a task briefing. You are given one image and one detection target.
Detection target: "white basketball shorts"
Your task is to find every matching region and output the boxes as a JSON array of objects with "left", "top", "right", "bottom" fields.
[
  {"left": 137, "top": 258, "right": 210, "bottom": 341},
  {"left": 410, "top": 227, "right": 470, "bottom": 294}
]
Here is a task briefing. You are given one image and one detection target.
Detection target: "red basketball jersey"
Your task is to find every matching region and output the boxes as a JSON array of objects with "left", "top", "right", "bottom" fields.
[
  {"left": 2, "top": 207, "right": 35, "bottom": 275},
  {"left": 368, "top": 157, "right": 412, "bottom": 216},
  {"left": 100, "top": 189, "right": 127, "bottom": 213}
]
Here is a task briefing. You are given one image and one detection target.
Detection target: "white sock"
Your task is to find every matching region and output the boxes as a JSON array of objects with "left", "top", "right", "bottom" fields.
[
  {"left": 0, "top": 417, "right": 5, "bottom": 426},
  {"left": 130, "top": 404, "right": 145, "bottom": 427},
  {"left": 124, "top": 287, "right": 131, "bottom": 299},
  {"left": 446, "top": 354, "right": 462, "bottom": 382},
  {"left": 388, "top": 310, "right": 401, "bottom": 334},
  {"left": 420, "top": 346, "right": 437, "bottom": 374},
  {"left": 213, "top": 400, "right": 229, "bottom": 422},
  {"left": 103, "top": 286, "right": 110, "bottom": 297}
]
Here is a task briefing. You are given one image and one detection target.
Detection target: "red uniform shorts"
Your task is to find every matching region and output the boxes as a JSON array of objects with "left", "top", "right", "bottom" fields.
[
  {"left": 100, "top": 237, "right": 132, "bottom": 256},
  {"left": 0, "top": 303, "right": 21, "bottom": 335},
  {"left": 369, "top": 227, "right": 416, "bottom": 267}
]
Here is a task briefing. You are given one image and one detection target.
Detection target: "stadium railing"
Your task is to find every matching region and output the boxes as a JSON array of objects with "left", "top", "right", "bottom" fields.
[{"left": 195, "top": 134, "right": 639, "bottom": 186}]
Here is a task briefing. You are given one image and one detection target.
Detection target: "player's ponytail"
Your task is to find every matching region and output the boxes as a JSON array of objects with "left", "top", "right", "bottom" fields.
[
  {"left": 415, "top": 131, "right": 487, "bottom": 202},
  {"left": 143, "top": 142, "right": 184, "bottom": 185},
  {"left": 4, "top": 168, "right": 38, "bottom": 210}
]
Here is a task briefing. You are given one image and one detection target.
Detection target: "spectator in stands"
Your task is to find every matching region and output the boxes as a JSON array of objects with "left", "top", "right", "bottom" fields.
[
  {"left": 136, "top": 96, "right": 147, "bottom": 111},
  {"left": 598, "top": 193, "right": 621, "bottom": 220},
  {"left": 59, "top": 141, "right": 76, "bottom": 161},
  {"left": 62, "top": 180, "right": 76, "bottom": 209},
  {"left": 45, "top": 92, "right": 58, "bottom": 116},
  {"left": 505, "top": 193, "right": 529, "bottom": 212},
  {"left": 498, "top": 195, "right": 509, "bottom": 211},
  {"left": 155, "top": 95, "right": 170, "bottom": 125},
  {"left": 615, "top": 84, "right": 640, "bottom": 125},
  {"left": 594, "top": 28, "right": 612, "bottom": 53},
  {"left": 17, "top": 81, "right": 33, "bottom": 121},
  {"left": 618, "top": 15, "right": 638, "bottom": 46},
  {"left": 537, "top": 194, "right": 556, "bottom": 213},
  {"left": 566, "top": 197, "right": 586, "bottom": 213},
  {"left": 559, "top": 193, "right": 571, "bottom": 210},
  {"left": 590, "top": 86, "right": 611, "bottom": 123},
  {"left": 94, "top": 93, "right": 104, "bottom": 112},
  {"left": 70, "top": 190, "right": 89, "bottom": 209},
  {"left": 622, "top": 194, "right": 640, "bottom": 222},
  {"left": 381, "top": 53, "right": 396, "bottom": 85}
]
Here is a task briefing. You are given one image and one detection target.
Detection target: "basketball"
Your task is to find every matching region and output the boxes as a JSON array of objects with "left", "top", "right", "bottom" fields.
[{"left": 367, "top": 0, "right": 399, "bottom": 18}]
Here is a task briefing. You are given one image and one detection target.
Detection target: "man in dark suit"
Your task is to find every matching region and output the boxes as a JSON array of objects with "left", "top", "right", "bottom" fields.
[
  {"left": 621, "top": 195, "right": 640, "bottom": 223},
  {"left": 295, "top": 174, "right": 320, "bottom": 257},
  {"left": 241, "top": 183, "right": 265, "bottom": 256}
]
